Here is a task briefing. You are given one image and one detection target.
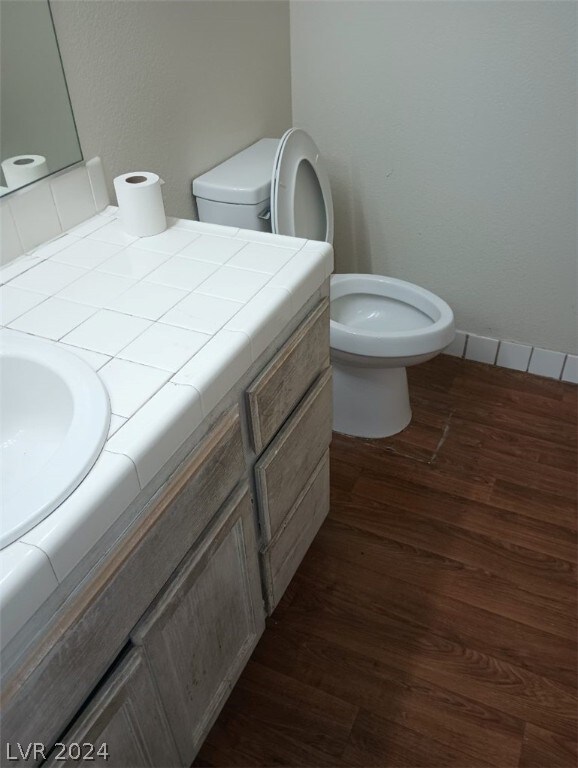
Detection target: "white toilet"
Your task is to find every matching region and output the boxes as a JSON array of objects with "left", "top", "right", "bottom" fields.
[{"left": 193, "top": 129, "right": 455, "bottom": 438}]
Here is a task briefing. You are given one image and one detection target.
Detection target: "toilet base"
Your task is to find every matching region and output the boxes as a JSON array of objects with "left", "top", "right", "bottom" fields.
[{"left": 332, "top": 363, "right": 412, "bottom": 438}]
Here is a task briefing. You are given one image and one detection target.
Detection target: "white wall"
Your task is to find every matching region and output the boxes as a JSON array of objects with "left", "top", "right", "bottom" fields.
[
  {"left": 51, "top": 0, "right": 292, "bottom": 219},
  {"left": 291, "top": 1, "right": 577, "bottom": 353}
]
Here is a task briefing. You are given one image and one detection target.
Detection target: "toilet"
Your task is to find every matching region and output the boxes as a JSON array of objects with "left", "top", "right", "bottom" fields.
[{"left": 193, "top": 129, "right": 455, "bottom": 438}]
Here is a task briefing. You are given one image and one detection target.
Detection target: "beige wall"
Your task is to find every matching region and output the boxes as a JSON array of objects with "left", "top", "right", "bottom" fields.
[
  {"left": 51, "top": 0, "right": 292, "bottom": 219},
  {"left": 291, "top": 1, "right": 577, "bottom": 353},
  {"left": 49, "top": 0, "right": 576, "bottom": 352}
]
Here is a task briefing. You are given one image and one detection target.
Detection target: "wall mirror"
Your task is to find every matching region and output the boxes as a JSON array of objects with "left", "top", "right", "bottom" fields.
[{"left": 0, "top": 0, "right": 82, "bottom": 196}]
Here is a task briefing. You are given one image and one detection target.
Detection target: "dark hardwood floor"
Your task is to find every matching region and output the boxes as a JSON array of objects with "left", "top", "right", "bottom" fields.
[{"left": 196, "top": 356, "right": 578, "bottom": 767}]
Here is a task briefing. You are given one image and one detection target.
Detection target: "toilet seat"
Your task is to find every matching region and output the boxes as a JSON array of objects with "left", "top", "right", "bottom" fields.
[
  {"left": 271, "top": 128, "right": 334, "bottom": 244},
  {"left": 330, "top": 274, "right": 455, "bottom": 358}
]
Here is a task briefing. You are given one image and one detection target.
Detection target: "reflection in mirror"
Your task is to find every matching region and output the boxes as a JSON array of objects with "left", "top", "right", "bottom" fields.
[{"left": 0, "top": 0, "right": 82, "bottom": 196}]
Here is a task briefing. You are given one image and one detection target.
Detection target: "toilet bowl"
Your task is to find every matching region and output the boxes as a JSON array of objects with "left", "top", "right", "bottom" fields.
[
  {"left": 193, "top": 129, "right": 455, "bottom": 437},
  {"left": 330, "top": 274, "right": 454, "bottom": 437}
]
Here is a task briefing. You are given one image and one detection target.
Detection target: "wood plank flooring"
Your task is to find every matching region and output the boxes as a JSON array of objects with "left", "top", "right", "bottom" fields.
[{"left": 196, "top": 356, "right": 577, "bottom": 767}]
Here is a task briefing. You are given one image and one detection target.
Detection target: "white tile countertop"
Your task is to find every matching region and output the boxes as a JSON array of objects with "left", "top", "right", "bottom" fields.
[{"left": 0, "top": 207, "right": 333, "bottom": 647}]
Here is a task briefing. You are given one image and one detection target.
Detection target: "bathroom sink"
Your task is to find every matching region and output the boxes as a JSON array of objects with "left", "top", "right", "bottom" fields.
[{"left": 0, "top": 334, "right": 111, "bottom": 549}]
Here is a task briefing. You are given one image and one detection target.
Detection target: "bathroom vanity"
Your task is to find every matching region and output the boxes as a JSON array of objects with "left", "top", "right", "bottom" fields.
[{"left": 0, "top": 210, "right": 333, "bottom": 766}]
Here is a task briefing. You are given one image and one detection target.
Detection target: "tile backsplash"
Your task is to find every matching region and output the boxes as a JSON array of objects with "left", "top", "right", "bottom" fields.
[{"left": 0, "top": 158, "right": 109, "bottom": 264}]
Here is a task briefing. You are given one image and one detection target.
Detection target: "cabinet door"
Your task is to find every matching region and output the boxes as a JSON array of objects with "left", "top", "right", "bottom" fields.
[
  {"left": 131, "top": 486, "right": 264, "bottom": 766},
  {"left": 44, "top": 649, "right": 180, "bottom": 768}
]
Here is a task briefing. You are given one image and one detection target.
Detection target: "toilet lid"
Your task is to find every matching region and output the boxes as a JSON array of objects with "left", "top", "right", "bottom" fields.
[{"left": 271, "top": 128, "right": 334, "bottom": 244}]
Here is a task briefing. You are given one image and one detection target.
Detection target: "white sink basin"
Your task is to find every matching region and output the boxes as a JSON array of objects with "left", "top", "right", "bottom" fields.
[{"left": 0, "top": 334, "right": 111, "bottom": 549}]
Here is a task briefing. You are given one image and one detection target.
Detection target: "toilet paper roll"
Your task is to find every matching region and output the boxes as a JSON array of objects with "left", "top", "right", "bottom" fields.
[
  {"left": 113, "top": 171, "right": 167, "bottom": 237},
  {"left": 1, "top": 155, "right": 48, "bottom": 187}
]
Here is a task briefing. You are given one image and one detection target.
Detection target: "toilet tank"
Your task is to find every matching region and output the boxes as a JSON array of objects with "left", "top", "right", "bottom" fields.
[{"left": 192, "top": 139, "right": 279, "bottom": 232}]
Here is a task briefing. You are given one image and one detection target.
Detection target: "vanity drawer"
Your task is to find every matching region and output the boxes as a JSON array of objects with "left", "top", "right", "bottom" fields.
[
  {"left": 255, "top": 367, "right": 332, "bottom": 541},
  {"left": 247, "top": 298, "right": 329, "bottom": 454},
  {"left": 0, "top": 407, "right": 245, "bottom": 759},
  {"left": 261, "top": 450, "right": 330, "bottom": 612}
]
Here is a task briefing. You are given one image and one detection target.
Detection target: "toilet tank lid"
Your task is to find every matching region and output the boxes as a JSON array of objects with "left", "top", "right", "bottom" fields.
[{"left": 192, "top": 138, "right": 279, "bottom": 205}]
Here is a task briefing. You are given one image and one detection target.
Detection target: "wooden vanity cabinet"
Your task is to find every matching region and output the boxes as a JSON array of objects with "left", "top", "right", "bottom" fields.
[
  {"left": 0, "top": 408, "right": 247, "bottom": 765},
  {"left": 1, "top": 292, "right": 332, "bottom": 767}
]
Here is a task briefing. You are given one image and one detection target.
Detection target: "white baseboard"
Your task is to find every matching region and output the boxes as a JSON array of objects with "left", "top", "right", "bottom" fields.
[{"left": 444, "top": 331, "right": 577, "bottom": 384}]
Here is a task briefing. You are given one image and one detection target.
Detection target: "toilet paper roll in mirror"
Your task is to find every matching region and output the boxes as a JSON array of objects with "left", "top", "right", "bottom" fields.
[
  {"left": 2, "top": 155, "right": 48, "bottom": 187},
  {"left": 114, "top": 171, "right": 166, "bottom": 237}
]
